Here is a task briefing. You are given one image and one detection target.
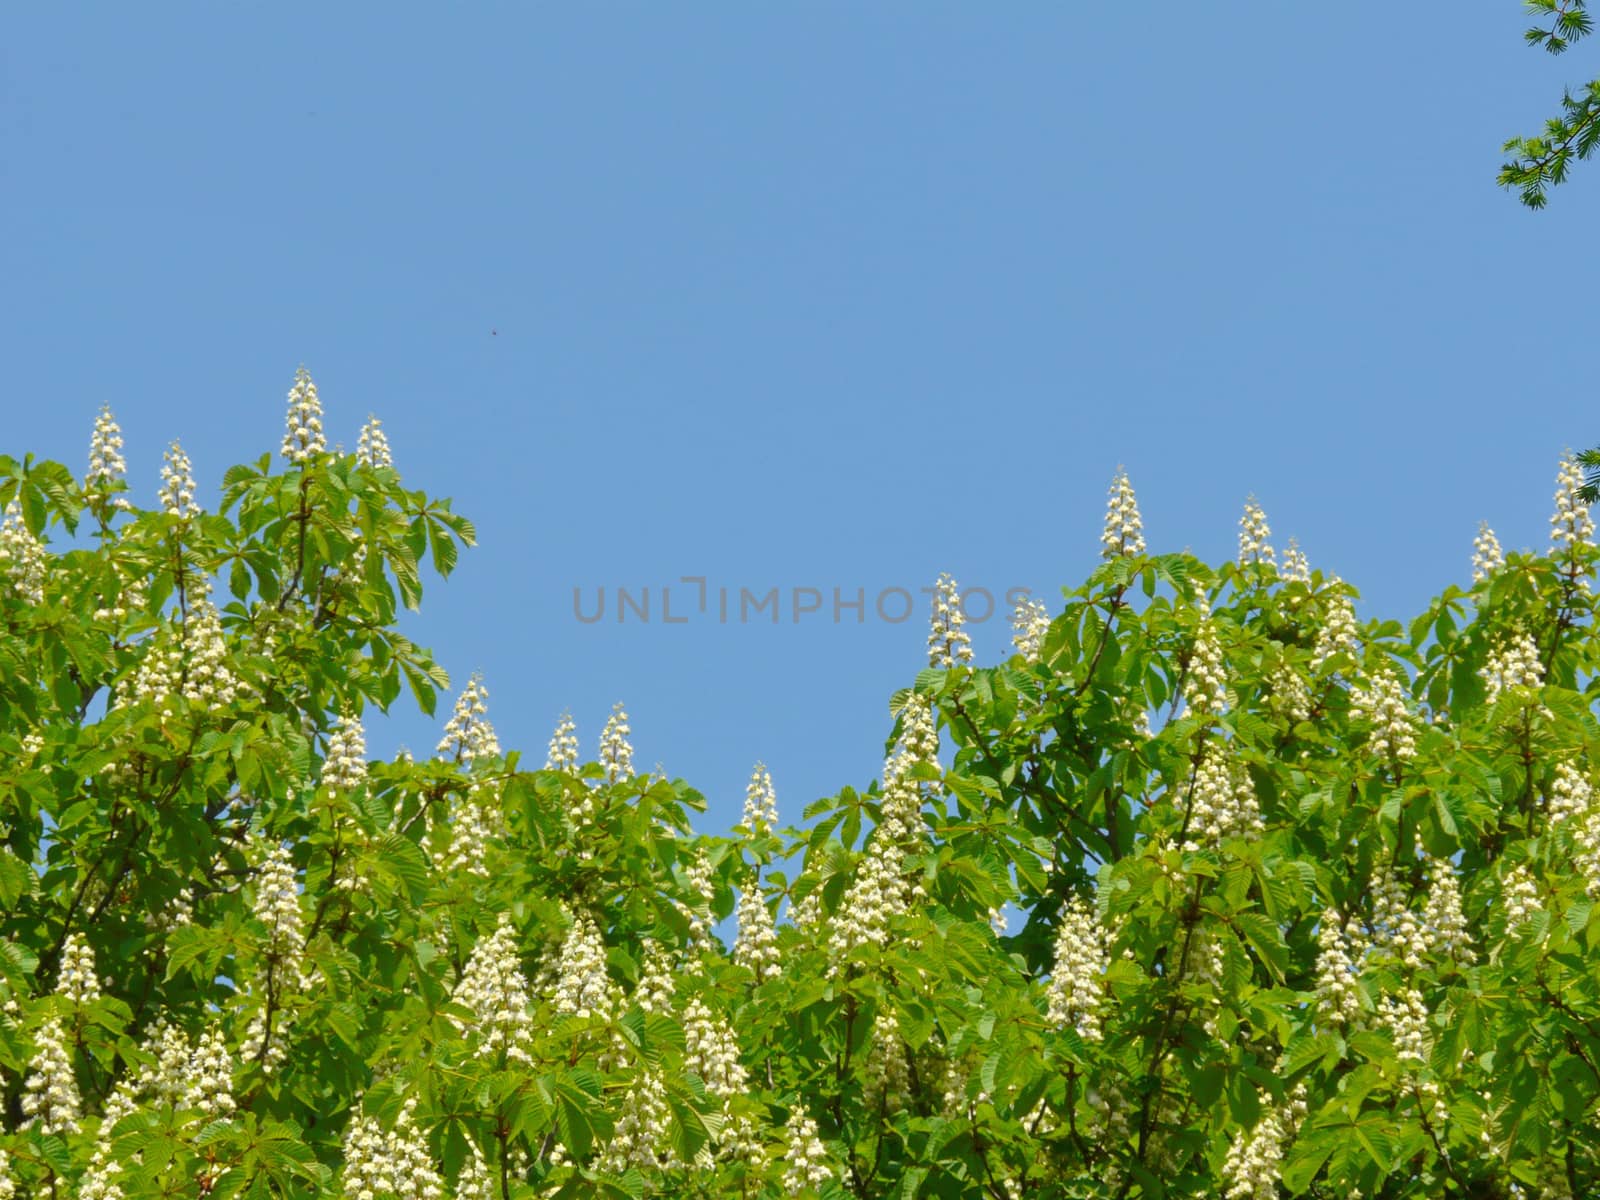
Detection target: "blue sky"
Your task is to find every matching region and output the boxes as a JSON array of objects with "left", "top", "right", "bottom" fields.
[{"left": 3, "top": 6, "right": 1594, "bottom": 836}]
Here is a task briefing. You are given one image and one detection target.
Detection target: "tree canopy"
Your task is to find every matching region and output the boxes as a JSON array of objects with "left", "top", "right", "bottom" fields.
[{"left": 1, "top": 376, "right": 1599, "bottom": 1198}]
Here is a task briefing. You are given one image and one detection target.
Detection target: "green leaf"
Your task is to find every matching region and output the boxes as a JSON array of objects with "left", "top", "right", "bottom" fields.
[
  {"left": 553, "top": 1071, "right": 608, "bottom": 1159},
  {"left": 1280, "top": 1130, "right": 1339, "bottom": 1191},
  {"left": 1235, "top": 913, "right": 1288, "bottom": 982},
  {"left": 425, "top": 515, "right": 459, "bottom": 577},
  {"left": 374, "top": 833, "right": 432, "bottom": 898},
  {"left": 400, "top": 659, "right": 438, "bottom": 715},
  {"left": 0, "top": 849, "right": 33, "bottom": 909}
]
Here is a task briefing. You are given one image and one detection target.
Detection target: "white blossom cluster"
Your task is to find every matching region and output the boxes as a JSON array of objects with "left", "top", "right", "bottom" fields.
[
  {"left": 550, "top": 908, "right": 613, "bottom": 1021},
  {"left": 1010, "top": 595, "right": 1052, "bottom": 663},
  {"left": 788, "top": 888, "right": 823, "bottom": 930},
  {"left": 1379, "top": 986, "right": 1430, "bottom": 1064},
  {"left": 441, "top": 785, "right": 500, "bottom": 878},
  {"left": 1310, "top": 582, "right": 1359, "bottom": 670},
  {"left": 254, "top": 840, "right": 307, "bottom": 969},
  {"left": 387, "top": 1098, "right": 447, "bottom": 1200},
  {"left": 717, "top": 1108, "right": 769, "bottom": 1171},
  {"left": 682, "top": 849, "right": 717, "bottom": 949},
  {"left": 1551, "top": 453, "right": 1595, "bottom": 553},
  {"left": 454, "top": 1145, "right": 493, "bottom": 1200},
  {"left": 1480, "top": 630, "right": 1545, "bottom": 705},
  {"left": 76, "top": 1145, "right": 124, "bottom": 1200},
  {"left": 238, "top": 842, "right": 306, "bottom": 1071},
  {"left": 825, "top": 696, "right": 938, "bottom": 967},
  {"left": 0, "top": 1149, "right": 15, "bottom": 1200},
  {"left": 451, "top": 914, "right": 534, "bottom": 1063},
  {"left": 882, "top": 713, "right": 938, "bottom": 859},
  {"left": 1237, "top": 498, "right": 1275, "bottom": 568},
  {"left": 1183, "top": 611, "right": 1228, "bottom": 718},
  {"left": 340, "top": 531, "right": 370, "bottom": 583},
  {"left": 57, "top": 931, "right": 102, "bottom": 1004},
  {"left": 356, "top": 414, "right": 394, "bottom": 470},
  {"left": 1350, "top": 666, "right": 1418, "bottom": 762},
  {"left": 1370, "top": 878, "right": 1427, "bottom": 980},
  {"left": 893, "top": 693, "right": 940, "bottom": 770},
  {"left": 22, "top": 1015, "right": 80, "bottom": 1134},
  {"left": 683, "top": 995, "right": 748, "bottom": 1098},
  {"left": 1280, "top": 538, "right": 1310, "bottom": 584},
  {"left": 1283, "top": 1078, "right": 1310, "bottom": 1134},
  {"left": 240, "top": 997, "right": 285, "bottom": 1075},
  {"left": 1185, "top": 929, "right": 1229, "bottom": 1037},
  {"left": 938, "top": 1058, "right": 990, "bottom": 1119},
  {"left": 1223, "top": 1097, "right": 1286, "bottom": 1200},
  {"left": 99, "top": 1019, "right": 185, "bottom": 1131},
  {"left": 95, "top": 573, "right": 146, "bottom": 625},
  {"left": 926, "top": 572, "right": 974, "bottom": 668},
  {"left": 85, "top": 405, "right": 128, "bottom": 494},
  {"left": 1472, "top": 522, "right": 1504, "bottom": 582},
  {"left": 599, "top": 702, "right": 635, "bottom": 783},
  {"left": 0, "top": 501, "right": 46, "bottom": 606},
  {"left": 734, "top": 878, "right": 781, "bottom": 981},
  {"left": 863, "top": 1008, "right": 911, "bottom": 1108},
  {"left": 826, "top": 838, "right": 906, "bottom": 967},
  {"left": 1046, "top": 895, "right": 1108, "bottom": 1042},
  {"left": 598, "top": 1069, "right": 673, "bottom": 1174},
  {"left": 184, "top": 1024, "right": 235, "bottom": 1116},
  {"left": 436, "top": 673, "right": 500, "bottom": 763},
  {"left": 97, "top": 1091, "right": 136, "bottom": 1154},
  {"left": 634, "top": 939, "right": 676, "bottom": 1014},
  {"left": 184, "top": 600, "right": 243, "bottom": 708},
  {"left": 544, "top": 711, "right": 579, "bottom": 772},
  {"left": 147, "top": 1019, "right": 193, "bottom": 1106},
  {"left": 1549, "top": 762, "right": 1600, "bottom": 894},
  {"left": 781, "top": 1110, "right": 833, "bottom": 1197},
  {"left": 742, "top": 762, "right": 779, "bottom": 834},
  {"left": 281, "top": 367, "right": 327, "bottom": 465},
  {"left": 1185, "top": 744, "right": 1264, "bottom": 849},
  {"left": 131, "top": 601, "right": 243, "bottom": 714},
  {"left": 1101, "top": 468, "right": 1146, "bottom": 558},
  {"left": 1550, "top": 761, "right": 1593, "bottom": 824},
  {"left": 1267, "top": 661, "right": 1311, "bottom": 723},
  {"left": 321, "top": 711, "right": 368, "bottom": 791},
  {"left": 340, "top": 1096, "right": 444, "bottom": 1200},
  {"left": 1312, "top": 908, "right": 1366, "bottom": 1026},
  {"left": 1569, "top": 812, "right": 1600, "bottom": 900},
  {"left": 337, "top": 1126, "right": 387, "bottom": 1200},
  {"left": 1372, "top": 876, "right": 1425, "bottom": 973},
  {"left": 1502, "top": 864, "right": 1542, "bottom": 926},
  {"left": 159, "top": 439, "right": 200, "bottom": 518},
  {"left": 1421, "top": 856, "right": 1474, "bottom": 966}
]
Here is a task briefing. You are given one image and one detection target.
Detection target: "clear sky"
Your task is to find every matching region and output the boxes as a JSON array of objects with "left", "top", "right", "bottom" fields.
[{"left": 3, "top": 6, "right": 1594, "bottom": 836}]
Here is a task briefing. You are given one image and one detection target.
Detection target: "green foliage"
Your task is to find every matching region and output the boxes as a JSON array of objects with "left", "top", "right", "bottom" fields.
[
  {"left": 1574, "top": 446, "right": 1600, "bottom": 504},
  {"left": 1500, "top": 0, "right": 1600, "bottom": 206},
  {"left": 1, "top": 403, "right": 1600, "bottom": 1198}
]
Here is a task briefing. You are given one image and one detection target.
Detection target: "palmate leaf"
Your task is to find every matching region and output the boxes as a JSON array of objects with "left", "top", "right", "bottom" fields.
[
  {"left": 1526, "top": 0, "right": 1594, "bottom": 53},
  {"left": 1500, "top": 8, "right": 1600, "bottom": 209},
  {"left": 551, "top": 1070, "right": 610, "bottom": 1160},
  {"left": 1281, "top": 1129, "right": 1340, "bottom": 1191},
  {"left": 1577, "top": 446, "right": 1600, "bottom": 503}
]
